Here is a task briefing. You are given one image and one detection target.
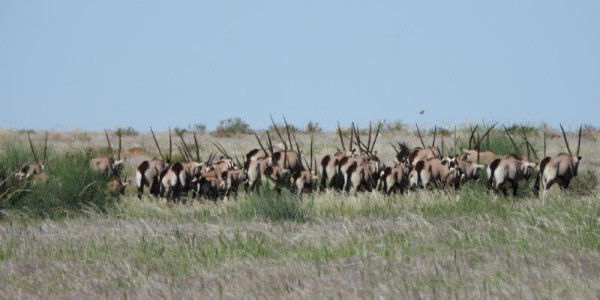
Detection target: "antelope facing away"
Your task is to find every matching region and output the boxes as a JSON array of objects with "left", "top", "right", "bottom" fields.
[
  {"left": 90, "top": 130, "right": 124, "bottom": 177},
  {"left": 136, "top": 127, "right": 172, "bottom": 199},
  {"left": 533, "top": 124, "right": 583, "bottom": 198},
  {"left": 15, "top": 132, "right": 48, "bottom": 181}
]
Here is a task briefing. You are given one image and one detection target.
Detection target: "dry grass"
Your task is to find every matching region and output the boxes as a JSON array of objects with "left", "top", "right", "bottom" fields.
[{"left": 1, "top": 127, "right": 599, "bottom": 298}]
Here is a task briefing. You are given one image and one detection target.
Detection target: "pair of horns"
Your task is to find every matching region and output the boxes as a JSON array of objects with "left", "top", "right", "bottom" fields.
[
  {"left": 560, "top": 123, "right": 582, "bottom": 157},
  {"left": 150, "top": 127, "right": 172, "bottom": 162},
  {"left": 27, "top": 131, "right": 48, "bottom": 166},
  {"left": 104, "top": 129, "right": 122, "bottom": 161}
]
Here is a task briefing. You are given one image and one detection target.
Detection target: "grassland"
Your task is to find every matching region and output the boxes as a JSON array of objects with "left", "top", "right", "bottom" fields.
[{"left": 0, "top": 126, "right": 599, "bottom": 298}]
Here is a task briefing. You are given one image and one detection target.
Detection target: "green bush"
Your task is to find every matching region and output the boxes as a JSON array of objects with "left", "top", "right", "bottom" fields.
[
  {"left": 212, "top": 118, "right": 252, "bottom": 137},
  {"left": 237, "top": 190, "right": 312, "bottom": 222},
  {"left": 568, "top": 170, "right": 598, "bottom": 196},
  {"left": 305, "top": 121, "right": 322, "bottom": 133},
  {"left": 0, "top": 141, "right": 118, "bottom": 218}
]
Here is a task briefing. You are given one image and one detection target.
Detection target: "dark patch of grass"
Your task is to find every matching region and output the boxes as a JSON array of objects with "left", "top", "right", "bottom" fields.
[
  {"left": 237, "top": 189, "right": 312, "bottom": 222},
  {"left": 568, "top": 170, "right": 598, "bottom": 196}
]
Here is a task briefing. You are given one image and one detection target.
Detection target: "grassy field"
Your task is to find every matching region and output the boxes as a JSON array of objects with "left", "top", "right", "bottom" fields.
[{"left": 1, "top": 126, "right": 599, "bottom": 298}]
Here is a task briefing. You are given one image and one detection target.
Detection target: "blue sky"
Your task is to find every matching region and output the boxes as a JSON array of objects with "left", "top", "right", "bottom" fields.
[{"left": 1, "top": 1, "right": 598, "bottom": 131}]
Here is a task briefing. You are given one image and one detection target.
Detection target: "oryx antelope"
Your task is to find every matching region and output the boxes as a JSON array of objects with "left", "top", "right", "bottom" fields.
[
  {"left": 533, "top": 124, "right": 583, "bottom": 198},
  {"left": 136, "top": 127, "right": 171, "bottom": 199},
  {"left": 461, "top": 123, "right": 498, "bottom": 165},
  {"left": 378, "top": 162, "right": 408, "bottom": 195},
  {"left": 292, "top": 135, "right": 319, "bottom": 195},
  {"left": 90, "top": 130, "right": 124, "bottom": 177},
  {"left": 487, "top": 154, "right": 537, "bottom": 196},
  {"left": 408, "top": 157, "right": 458, "bottom": 189},
  {"left": 16, "top": 132, "right": 48, "bottom": 180},
  {"left": 320, "top": 122, "right": 356, "bottom": 190}
]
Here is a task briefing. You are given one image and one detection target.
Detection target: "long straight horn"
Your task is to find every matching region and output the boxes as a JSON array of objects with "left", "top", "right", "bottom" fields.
[
  {"left": 150, "top": 127, "right": 164, "bottom": 160},
  {"left": 503, "top": 126, "right": 520, "bottom": 154},
  {"left": 366, "top": 121, "right": 372, "bottom": 153},
  {"left": 479, "top": 122, "right": 498, "bottom": 146},
  {"left": 266, "top": 130, "right": 274, "bottom": 155},
  {"left": 168, "top": 127, "right": 173, "bottom": 161},
  {"left": 468, "top": 125, "right": 479, "bottom": 150},
  {"left": 576, "top": 125, "right": 582, "bottom": 157},
  {"left": 176, "top": 144, "right": 187, "bottom": 161},
  {"left": 520, "top": 126, "right": 531, "bottom": 160},
  {"left": 543, "top": 130, "right": 547, "bottom": 157},
  {"left": 337, "top": 122, "right": 346, "bottom": 151},
  {"left": 310, "top": 134, "right": 314, "bottom": 172},
  {"left": 193, "top": 133, "right": 200, "bottom": 161},
  {"left": 282, "top": 116, "right": 294, "bottom": 151},
  {"left": 441, "top": 135, "right": 445, "bottom": 157},
  {"left": 415, "top": 123, "right": 425, "bottom": 148},
  {"left": 431, "top": 125, "right": 437, "bottom": 147},
  {"left": 292, "top": 133, "right": 301, "bottom": 155},
  {"left": 270, "top": 114, "right": 287, "bottom": 149},
  {"left": 27, "top": 132, "right": 39, "bottom": 164},
  {"left": 104, "top": 129, "right": 113, "bottom": 156},
  {"left": 117, "top": 129, "right": 122, "bottom": 161},
  {"left": 217, "top": 141, "right": 233, "bottom": 159},
  {"left": 349, "top": 122, "right": 354, "bottom": 151},
  {"left": 477, "top": 131, "right": 481, "bottom": 164},
  {"left": 389, "top": 142, "right": 399, "bottom": 154},
  {"left": 559, "top": 123, "right": 572, "bottom": 156},
  {"left": 43, "top": 131, "right": 48, "bottom": 165},
  {"left": 177, "top": 131, "right": 193, "bottom": 161},
  {"left": 453, "top": 126, "right": 457, "bottom": 155},
  {"left": 254, "top": 132, "right": 267, "bottom": 154},
  {"left": 371, "top": 122, "right": 381, "bottom": 153}
]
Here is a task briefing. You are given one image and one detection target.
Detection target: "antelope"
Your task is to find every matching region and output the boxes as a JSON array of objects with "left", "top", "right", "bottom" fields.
[
  {"left": 268, "top": 116, "right": 303, "bottom": 174},
  {"left": 533, "top": 124, "right": 583, "bottom": 198},
  {"left": 461, "top": 123, "right": 498, "bottom": 165},
  {"left": 320, "top": 122, "right": 356, "bottom": 190},
  {"left": 108, "top": 175, "right": 130, "bottom": 195},
  {"left": 91, "top": 130, "right": 124, "bottom": 177},
  {"left": 486, "top": 126, "right": 539, "bottom": 196},
  {"left": 136, "top": 127, "right": 171, "bottom": 199},
  {"left": 194, "top": 168, "right": 227, "bottom": 200},
  {"left": 224, "top": 169, "right": 247, "bottom": 198},
  {"left": 408, "top": 157, "right": 458, "bottom": 189},
  {"left": 343, "top": 122, "right": 384, "bottom": 193},
  {"left": 16, "top": 132, "right": 48, "bottom": 180},
  {"left": 378, "top": 162, "right": 408, "bottom": 195},
  {"left": 244, "top": 132, "right": 274, "bottom": 193},
  {"left": 446, "top": 156, "right": 485, "bottom": 185},
  {"left": 292, "top": 135, "right": 319, "bottom": 195},
  {"left": 160, "top": 162, "right": 187, "bottom": 201},
  {"left": 487, "top": 154, "right": 537, "bottom": 196},
  {"left": 403, "top": 124, "right": 441, "bottom": 167}
]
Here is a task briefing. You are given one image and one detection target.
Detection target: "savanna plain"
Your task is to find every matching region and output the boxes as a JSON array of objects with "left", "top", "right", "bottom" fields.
[{"left": 0, "top": 123, "right": 599, "bottom": 299}]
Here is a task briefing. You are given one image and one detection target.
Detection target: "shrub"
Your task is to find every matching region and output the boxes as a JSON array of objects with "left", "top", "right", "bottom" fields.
[
  {"left": 568, "top": 170, "right": 598, "bottom": 196},
  {"left": 305, "top": 121, "right": 322, "bottom": 133},
  {"left": 0, "top": 140, "right": 118, "bottom": 218},
  {"left": 268, "top": 123, "right": 300, "bottom": 134},
  {"left": 212, "top": 118, "right": 252, "bottom": 137},
  {"left": 192, "top": 123, "right": 207, "bottom": 134},
  {"left": 378, "top": 120, "right": 407, "bottom": 132},
  {"left": 116, "top": 127, "right": 139, "bottom": 137}
]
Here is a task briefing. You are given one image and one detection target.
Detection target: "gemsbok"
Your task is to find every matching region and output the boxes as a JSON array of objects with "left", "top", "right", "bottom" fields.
[
  {"left": 16, "top": 132, "right": 48, "bottom": 180},
  {"left": 533, "top": 124, "right": 583, "bottom": 198},
  {"left": 90, "top": 130, "right": 124, "bottom": 177},
  {"left": 135, "top": 127, "right": 171, "bottom": 199}
]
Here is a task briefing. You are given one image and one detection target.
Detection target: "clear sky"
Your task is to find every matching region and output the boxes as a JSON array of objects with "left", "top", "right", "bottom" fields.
[{"left": 1, "top": 1, "right": 598, "bottom": 131}]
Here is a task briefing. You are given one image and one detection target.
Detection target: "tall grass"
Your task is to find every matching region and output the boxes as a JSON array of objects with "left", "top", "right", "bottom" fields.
[
  {"left": 0, "top": 140, "right": 118, "bottom": 218},
  {"left": 236, "top": 189, "right": 312, "bottom": 222}
]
